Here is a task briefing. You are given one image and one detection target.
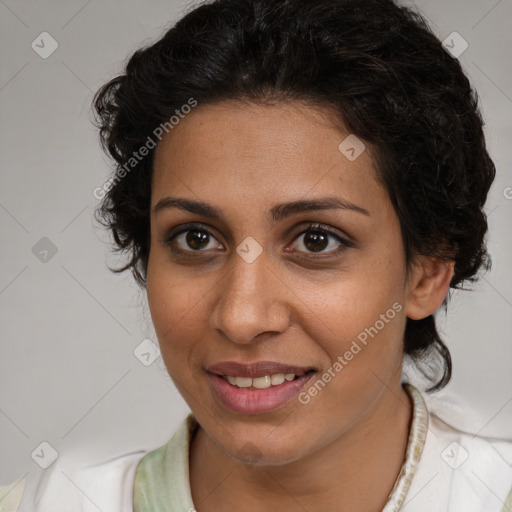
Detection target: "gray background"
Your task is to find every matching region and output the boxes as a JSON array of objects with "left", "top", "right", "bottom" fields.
[{"left": 1, "top": 0, "right": 511, "bottom": 485}]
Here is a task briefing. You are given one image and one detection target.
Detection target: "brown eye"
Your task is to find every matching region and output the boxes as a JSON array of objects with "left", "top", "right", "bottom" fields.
[
  {"left": 291, "top": 223, "right": 352, "bottom": 255},
  {"left": 184, "top": 230, "right": 210, "bottom": 250},
  {"left": 164, "top": 223, "right": 224, "bottom": 253},
  {"left": 302, "top": 231, "right": 329, "bottom": 252}
]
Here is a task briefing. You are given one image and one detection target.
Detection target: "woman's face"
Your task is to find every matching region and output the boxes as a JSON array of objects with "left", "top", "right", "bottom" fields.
[{"left": 147, "top": 100, "right": 415, "bottom": 465}]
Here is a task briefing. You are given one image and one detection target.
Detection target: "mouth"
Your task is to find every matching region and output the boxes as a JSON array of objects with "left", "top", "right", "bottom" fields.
[{"left": 206, "top": 361, "right": 317, "bottom": 414}]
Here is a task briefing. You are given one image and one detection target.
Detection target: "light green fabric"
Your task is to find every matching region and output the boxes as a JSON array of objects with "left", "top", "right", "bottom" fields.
[
  {"left": 504, "top": 486, "right": 512, "bottom": 512},
  {"left": 133, "top": 383, "right": 428, "bottom": 512},
  {"left": 0, "top": 475, "right": 26, "bottom": 512},
  {"left": 133, "top": 414, "right": 199, "bottom": 511}
]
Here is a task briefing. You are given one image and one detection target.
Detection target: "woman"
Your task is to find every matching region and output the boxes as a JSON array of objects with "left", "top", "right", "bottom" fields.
[{"left": 4, "top": 0, "right": 511, "bottom": 510}]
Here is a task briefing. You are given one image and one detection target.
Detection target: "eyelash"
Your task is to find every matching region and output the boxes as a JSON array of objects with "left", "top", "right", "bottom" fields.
[{"left": 162, "top": 222, "right": 352, "bottom": 257}]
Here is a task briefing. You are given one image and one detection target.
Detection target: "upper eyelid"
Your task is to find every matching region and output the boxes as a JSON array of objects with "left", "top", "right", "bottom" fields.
[{"left": 164, "top": 222, "right": 221, "bottom": 241}]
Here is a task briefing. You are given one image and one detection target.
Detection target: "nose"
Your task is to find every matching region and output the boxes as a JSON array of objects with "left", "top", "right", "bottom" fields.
[{"left": 210, "top": 251, "right": 291, "bottom": 345}]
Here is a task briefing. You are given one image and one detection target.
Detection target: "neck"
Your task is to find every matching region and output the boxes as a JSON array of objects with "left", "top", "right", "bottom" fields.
[{"left": 190, "top": 378, "right": 412, "bottom": 512}]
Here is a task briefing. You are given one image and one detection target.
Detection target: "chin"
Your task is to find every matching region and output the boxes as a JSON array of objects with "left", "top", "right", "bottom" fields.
[{"left": 217, "top": 428, "right": 312, "bottom": 468}]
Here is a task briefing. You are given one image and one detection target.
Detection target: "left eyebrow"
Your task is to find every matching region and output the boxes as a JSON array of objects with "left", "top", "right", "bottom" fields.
[
  {"left": 269, "top": 197, "right": 370, "bottom": 222},
  {"left": 152, "top": 196, "right": 370, "bottom": 222}
]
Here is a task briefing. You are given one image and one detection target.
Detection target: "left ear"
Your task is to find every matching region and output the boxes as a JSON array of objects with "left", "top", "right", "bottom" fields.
[{"left": 405, "top": 256, "right": 455, "bottom": 320}]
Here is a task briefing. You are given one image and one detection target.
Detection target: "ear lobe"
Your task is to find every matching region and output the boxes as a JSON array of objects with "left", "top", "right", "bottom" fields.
[{"left": 405, "top": 258, "right": 455, "bottom": 320}]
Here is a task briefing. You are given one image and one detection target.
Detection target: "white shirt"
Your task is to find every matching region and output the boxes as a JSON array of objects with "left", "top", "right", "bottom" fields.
[{"left": 2, "top": 383, "right": 511, "bottom": 512}]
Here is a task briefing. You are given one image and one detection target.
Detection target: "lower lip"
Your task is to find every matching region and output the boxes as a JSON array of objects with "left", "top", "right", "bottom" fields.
[{"left": 208, "top": 372, "right": 315, "bottom": 414}]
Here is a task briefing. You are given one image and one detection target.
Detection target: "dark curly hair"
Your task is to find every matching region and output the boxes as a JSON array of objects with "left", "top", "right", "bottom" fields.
[{"left": 92, "top": 0, "right": 495, "bottom": 392}]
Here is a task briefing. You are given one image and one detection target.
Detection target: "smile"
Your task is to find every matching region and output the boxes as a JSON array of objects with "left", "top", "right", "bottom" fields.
[{"left": 207, "top": 364, "right": 316, "bottom": 414}]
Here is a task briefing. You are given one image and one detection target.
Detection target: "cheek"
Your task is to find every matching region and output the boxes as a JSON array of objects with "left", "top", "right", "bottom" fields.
[
  {"left": 293, "top": 251, "right": 407, "bottom": 375},
  {"left": 295, "top": 283, "right": 406, "bottom": 423},
  {"left": 147, "top": 242, "right": 204, "bottom": 329},
  {"left": 302, "top": 285, "right": 405, "bottom": 360},
  {"left": 146, "top": 260, "right": 207, "bottom": 373}
]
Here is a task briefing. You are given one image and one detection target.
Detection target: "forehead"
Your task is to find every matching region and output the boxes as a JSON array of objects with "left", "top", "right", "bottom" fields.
[{"left": 151, "top": 101, "right": 389, "bottom": 219}]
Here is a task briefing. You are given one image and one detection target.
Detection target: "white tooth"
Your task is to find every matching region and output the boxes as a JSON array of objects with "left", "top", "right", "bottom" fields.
[
  {"left": 235, "top": 376, "right": 253, "bottom": 388},
  {"left": 252, "top": 375, "right": 272, "bottom": 389},
  {"left": 270, "top": 373, "right": 285, "bottom": 385},
  {"left": 226, "top": 375, "right": 237, "bottom": 385},
  {"left": 284, "top": 373, "right": 296, "bottom": 381}
]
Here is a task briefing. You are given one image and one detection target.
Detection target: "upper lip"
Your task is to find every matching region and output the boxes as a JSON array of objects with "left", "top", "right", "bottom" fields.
[{"left": 206, "top": 361, "right": 315, "bottom": 378}]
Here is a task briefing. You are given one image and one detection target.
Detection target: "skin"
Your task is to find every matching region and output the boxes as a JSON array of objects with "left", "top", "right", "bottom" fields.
[{"left": 146, "top": 100, "right": 454, "bottom": 512}]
